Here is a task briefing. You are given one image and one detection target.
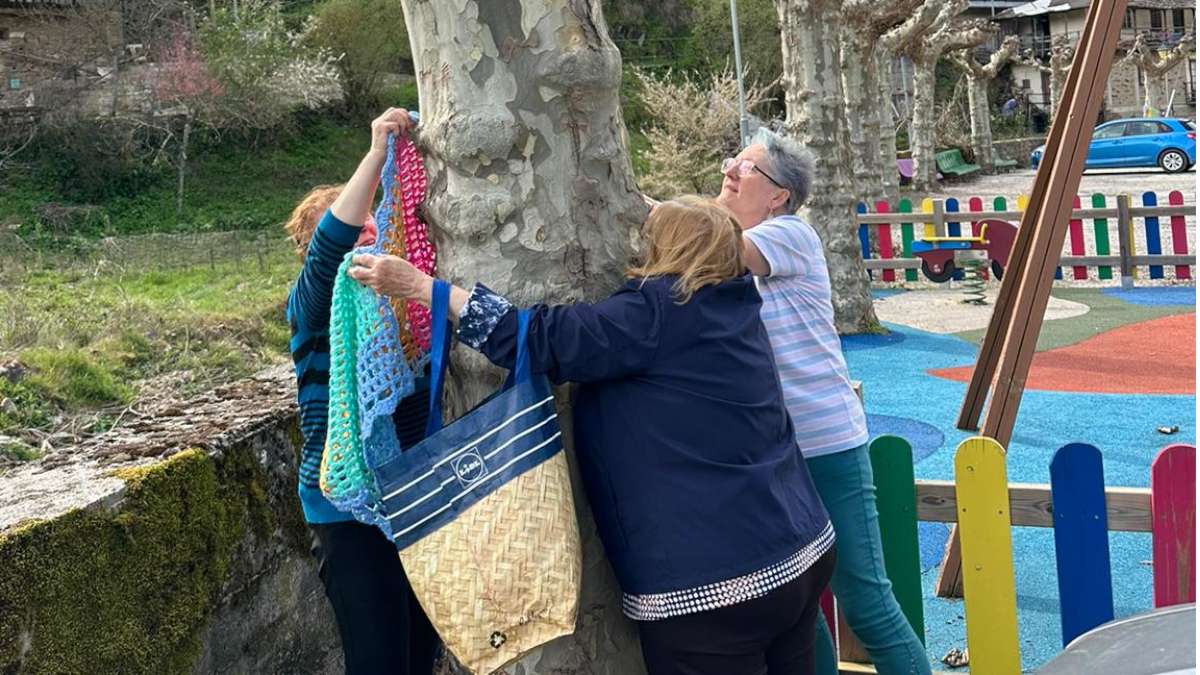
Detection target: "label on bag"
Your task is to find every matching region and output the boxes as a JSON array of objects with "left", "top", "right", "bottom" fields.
[{"left": 452, "top": 449, "right": 489, "bottom": 487}]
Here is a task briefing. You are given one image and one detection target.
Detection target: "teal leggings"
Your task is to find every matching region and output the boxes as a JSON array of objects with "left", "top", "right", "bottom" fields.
[{"left": 808, "top": 445, "right": 931, "bottom": 675}]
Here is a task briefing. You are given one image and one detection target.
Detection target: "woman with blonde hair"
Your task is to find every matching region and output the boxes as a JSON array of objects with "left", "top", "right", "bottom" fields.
[{"left": 349, "top": 196, "right": 837, "bottom": 675}]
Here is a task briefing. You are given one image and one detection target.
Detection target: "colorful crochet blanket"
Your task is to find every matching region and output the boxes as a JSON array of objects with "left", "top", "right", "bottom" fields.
[{"left": 321, "top": 133, "right": 436, "bottom": 532}]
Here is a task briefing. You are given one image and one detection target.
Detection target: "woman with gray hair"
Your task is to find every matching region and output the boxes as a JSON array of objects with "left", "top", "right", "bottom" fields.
[{"left": 716, "top": 128, "right": 931, "bottom": 675}]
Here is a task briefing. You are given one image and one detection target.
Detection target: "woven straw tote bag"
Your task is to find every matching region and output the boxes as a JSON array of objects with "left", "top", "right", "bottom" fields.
[{"left": 375, "top": 280, "right": 581, "bottom": 674}]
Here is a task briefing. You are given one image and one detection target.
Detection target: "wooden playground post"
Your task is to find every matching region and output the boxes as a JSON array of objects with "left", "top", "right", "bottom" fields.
[
  {"left": 940, "top": 0, "right": 1131, "bottom": 599},
  {"left": 1116, "top": 194, "right": 1135, "bottom": 289}
]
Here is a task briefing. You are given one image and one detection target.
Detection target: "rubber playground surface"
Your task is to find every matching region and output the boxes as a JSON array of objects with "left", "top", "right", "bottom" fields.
[{"left": 842, "top": 285, "right": 1196, "bottom": 672}]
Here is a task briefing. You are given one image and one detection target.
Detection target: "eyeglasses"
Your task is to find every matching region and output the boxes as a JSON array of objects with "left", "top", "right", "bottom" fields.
[{"left": 720, "top": 158, "right": 786, "bottom": 190}]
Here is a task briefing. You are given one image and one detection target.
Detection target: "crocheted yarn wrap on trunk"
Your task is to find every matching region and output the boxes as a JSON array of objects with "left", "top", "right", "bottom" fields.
[{"left": 321, "top": 133, "right": 437, "bottom": 531}]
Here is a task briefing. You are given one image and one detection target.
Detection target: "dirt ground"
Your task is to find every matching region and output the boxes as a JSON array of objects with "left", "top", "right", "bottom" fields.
[{"left": 927, "top": 167, "right": 1196, "bottom": 203}]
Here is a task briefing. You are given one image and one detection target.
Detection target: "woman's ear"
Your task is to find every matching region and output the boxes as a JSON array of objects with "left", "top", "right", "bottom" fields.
[{"left": 770, "top": 188, "right": 791, "bottom": 214}]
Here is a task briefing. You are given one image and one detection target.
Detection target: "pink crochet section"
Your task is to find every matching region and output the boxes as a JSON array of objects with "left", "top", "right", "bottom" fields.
[{"left": 396, "top": 135, "right": 436, "bottom": 351}]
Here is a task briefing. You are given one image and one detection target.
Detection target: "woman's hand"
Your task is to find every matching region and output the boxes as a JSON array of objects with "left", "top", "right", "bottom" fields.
[
  {"left": 369, "top": 107, "right": 417, "bottom": 155},
  {"left": 348, "top": 253, "right": 433, "bottom": 303}
]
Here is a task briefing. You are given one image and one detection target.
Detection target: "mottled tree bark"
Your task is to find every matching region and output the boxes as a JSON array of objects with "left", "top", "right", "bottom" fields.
[
  {"left": 841, "top": 0, "right": 924, "bottom": 203},
  {"left": 1019, "top": 34, "right": 1076, "bottom": 120},
  {"left": 874, "top": 0, "right": 948, "bottom": 198},
  {"left": 877, "top": 51, "right": 902, "bottom": 199},
  {"left": 841, "top": 37, "right": 885, "bottom": 204},
  {"left": 908, "top": 55, "right": 940, "bottom": 191},
  {"left": 1121, "top": 32, "right": 1197, "bottom": 116},
  {"left": 401, "top": 2, "right": 647, "bottom": 672},
  {"left": 903, "top": 0, "right": 995, "bottom": 192},
  {"left": 952, "top": 35, "right": 1020, "bottom": 171},
  {"left": 777, "top": 0, "right": 879, "bottom": 334}
]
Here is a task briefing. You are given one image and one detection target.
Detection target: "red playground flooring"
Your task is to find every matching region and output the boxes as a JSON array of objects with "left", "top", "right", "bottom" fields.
[{"left": 931, "top": 313, "right": 1196, "bottom": 395}]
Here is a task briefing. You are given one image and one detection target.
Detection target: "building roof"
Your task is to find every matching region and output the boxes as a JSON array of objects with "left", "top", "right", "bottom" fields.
[{"left": 997, "top": 0, "right": 1193, "bottom": 19}]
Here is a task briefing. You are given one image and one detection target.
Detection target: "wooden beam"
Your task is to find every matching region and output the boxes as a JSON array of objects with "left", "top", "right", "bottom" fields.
[
  {"left": 980, "top": 0, "right": 1129, "bottom": 447},
  {"left": 862, "top": 255, "right": 1195, "bottom": 271},
  {"left": 863, "top": 259, "right": 922, "bottom": 270},
  {"left": 934, "top": 525, "right": 965, "bottom": 598},
  {"left": 956, "top": 0, "right": 1131, "bottom": 438},
  {"left": 855, "top": 204, "right": 1193, "bottom": 225},
  {"left": 915, "top": 480, "right": 1153, "bottom": 531}
]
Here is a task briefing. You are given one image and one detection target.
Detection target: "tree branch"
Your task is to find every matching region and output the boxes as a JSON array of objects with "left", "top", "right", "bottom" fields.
[{"left": 878, "top": 0, "right": 949, "bottom": 55}]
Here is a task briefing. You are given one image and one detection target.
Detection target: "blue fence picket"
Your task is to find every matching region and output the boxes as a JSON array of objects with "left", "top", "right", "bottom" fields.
[{"left": 1050, "top": 443, "right": 1115, "bottom": 646}]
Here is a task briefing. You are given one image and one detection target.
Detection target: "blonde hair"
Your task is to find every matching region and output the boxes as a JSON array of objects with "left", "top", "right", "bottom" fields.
[
  {"left": 284, "top": 184, "right": 343, "bottom": 257},
  {"left": 627, "top": 195, "right": 743, "bottom": 303}
]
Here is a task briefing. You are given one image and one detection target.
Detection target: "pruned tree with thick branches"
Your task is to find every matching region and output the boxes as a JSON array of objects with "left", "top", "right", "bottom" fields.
[
  {"left": 1017, "top": 33, "right": 1076, "bottom": 120},
  {"left": 776, "top": 0, "right": 879, "bottom": 334},
  {"left": 902, "top": 0, "right": 996, "bottom": 192},
  {"left": 1120, "top": 31, "right": 1197, "bottom": 116},
  {"left": 951, "top": 34, "right": 1021, "bottom": 171}
]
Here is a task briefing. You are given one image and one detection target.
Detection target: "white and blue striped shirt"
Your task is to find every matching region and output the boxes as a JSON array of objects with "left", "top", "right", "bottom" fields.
[{"left": 745, "top": 214, "right": 868, "bottom": 458}]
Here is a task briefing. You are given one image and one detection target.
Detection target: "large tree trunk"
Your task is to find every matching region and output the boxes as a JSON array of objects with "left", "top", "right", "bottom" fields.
[
  {"left": 841, "top": 37, "right": 886, "bottom": 205},
  {"left": 778, "top": 0, "right": 879, "bottom": 334},
  {"left": 909, "top": 55, "right": 938, "bottom": 193},
  {"left": 1049, "top": 69, "right": 1064, "bottom": 119},
  {"left": 966, "top": 74, "right": 993, "bottom": 171},
  {"left": 877, "top": 51, "right": 900, "bottom": 200},
  {"left": 1143, "top": 71, "right": 1164, "bottom": 116},
  {"left": 401, "top": 2, "right": 647, "bottom": 672}
]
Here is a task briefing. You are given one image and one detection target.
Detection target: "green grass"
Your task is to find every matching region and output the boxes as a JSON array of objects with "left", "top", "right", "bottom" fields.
[
  {"left": 0, "top": 117, "right": 369, "bottom": 238},
  {"left": 0, "top": 243, "right": 300, "bottom": 445},
  {"left": 953, "top": 287, "right": 1195, "bottom": 352},
  {"left": 627, "top": 128, "right": 651, "bottom": 179}
]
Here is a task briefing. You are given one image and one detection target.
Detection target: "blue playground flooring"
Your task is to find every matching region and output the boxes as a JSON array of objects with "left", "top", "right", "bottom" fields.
[{"left": 841, "top": 295, "right": 1195, "bottom": 671}]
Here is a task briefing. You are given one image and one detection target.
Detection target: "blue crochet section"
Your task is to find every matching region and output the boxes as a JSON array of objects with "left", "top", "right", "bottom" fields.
[{"left": 358, "top": 137, "right": 425, "bottom": 477}]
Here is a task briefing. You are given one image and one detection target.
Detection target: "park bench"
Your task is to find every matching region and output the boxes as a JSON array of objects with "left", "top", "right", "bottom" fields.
[
  {"left": 993, "top": 156, "right": 1019, "bottom": 171},
  {"left": 935, "top": 148, "right": 981, "bottom": 177}
]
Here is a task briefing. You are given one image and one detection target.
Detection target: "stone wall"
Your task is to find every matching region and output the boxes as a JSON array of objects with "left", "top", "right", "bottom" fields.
[
  {"left": 994, "top": 136, "right": 1046, "bottom": 167},
  {"left": 0, "top": 367, "right": 342, "bottom": 675}
]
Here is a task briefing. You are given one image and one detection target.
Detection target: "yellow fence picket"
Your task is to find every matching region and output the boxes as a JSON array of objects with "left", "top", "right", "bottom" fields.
[{"left": 955, "top": 437, "right": 1021, "bottom": 674}]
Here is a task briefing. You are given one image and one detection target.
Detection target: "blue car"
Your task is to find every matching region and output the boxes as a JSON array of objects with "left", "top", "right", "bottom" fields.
[{"left": 1030, "top": 117, "right": 1196, "bottom": 173}]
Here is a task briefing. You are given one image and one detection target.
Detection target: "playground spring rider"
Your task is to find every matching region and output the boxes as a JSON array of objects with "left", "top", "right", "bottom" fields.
[{"left": 911, "top": 218, "right": 1017, "bottom": 286}]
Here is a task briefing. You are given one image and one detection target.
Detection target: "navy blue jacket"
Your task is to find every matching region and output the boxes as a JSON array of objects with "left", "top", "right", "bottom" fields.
[{"left": 477, "top": 275, "right": 831, "bottom": 595}]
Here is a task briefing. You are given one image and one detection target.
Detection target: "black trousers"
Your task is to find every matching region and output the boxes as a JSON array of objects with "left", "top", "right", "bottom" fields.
[
  {"left": 637, "top": 547, "right": 837, "bottom": 675},
  {"left": 311, "top": 520, "right": 440, "bottom": 675}
]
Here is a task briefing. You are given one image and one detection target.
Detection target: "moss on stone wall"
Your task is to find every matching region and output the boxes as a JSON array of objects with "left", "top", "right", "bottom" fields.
[{"left": 0, "top": 446, "right": 275, "bottom": 674}]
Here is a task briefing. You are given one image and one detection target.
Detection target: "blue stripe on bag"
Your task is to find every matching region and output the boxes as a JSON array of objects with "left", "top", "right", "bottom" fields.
[{"left": 375, "top": 283, "right": 564, "bottom": 550}]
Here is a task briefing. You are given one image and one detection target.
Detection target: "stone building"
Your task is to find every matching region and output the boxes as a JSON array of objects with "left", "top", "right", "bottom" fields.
[
  {"left": 995, "top": 0, "right": 1196, "bottom": 119},
  {"left": 0, "top": 0, "right": 126, "bottom": 117}
]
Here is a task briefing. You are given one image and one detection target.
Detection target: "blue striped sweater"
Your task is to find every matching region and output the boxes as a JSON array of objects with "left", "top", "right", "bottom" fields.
[{"left": 286, "top": 209, "right": 430, "bottom": 523}]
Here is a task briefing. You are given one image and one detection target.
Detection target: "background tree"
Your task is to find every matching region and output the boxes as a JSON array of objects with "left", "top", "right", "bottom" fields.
[
  {"left": 1017, "top": 33, "right": 1076, "bottom": 120},
  {"left": 776, "top": 0, "right": 879, "bottom": 333},
  {"left": 840, "top": 0, "right": 925, "bottom": 204},
  {"left": 198, "top": 1, "right": 341, "bottom": 132},
  {"left": 678, "top": 0, "right": 783, "bottom": 93},
  {"left": 304, "top": 0, "right": 412, "bottom": 119},
  {"left": 873, "top": 0, "right": 949, "bottom": 198},
  {"left": 951, "top": 34, "right": 1020, "bottom": 171},
  {"left": 400, "top": 1, "right": 649, "bottom": 672},
  {"left": 1120, "top": 32, "right": 1197, "bottom": 116},
  {"left": 902, "top": 0, "right": 995, "bottom": 192},
  {"left": 637, "top": 67, "right": 774, "bottom": 196},
  {"left": 148, "top": 28, "right": 225, "bottom": 217}
]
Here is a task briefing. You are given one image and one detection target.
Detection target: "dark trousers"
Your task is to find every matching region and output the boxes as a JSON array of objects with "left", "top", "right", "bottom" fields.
[
  {"left": 637, "top": 547, "right": 837, "bottom": 675},
  {"left": 311, "top": 520, "right": 440, "bottom": 675}
]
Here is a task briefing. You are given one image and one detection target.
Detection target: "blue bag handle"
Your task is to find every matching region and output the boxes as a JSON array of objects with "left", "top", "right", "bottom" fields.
[
  {"left": 427, "top": 295, "right": 533, "bottom": 436},
  {"left": 514, "top": 309, "right": 532, "bottom": 385},
  {"left": 426, "top": 279, "right": 452, "bottom": 437}
]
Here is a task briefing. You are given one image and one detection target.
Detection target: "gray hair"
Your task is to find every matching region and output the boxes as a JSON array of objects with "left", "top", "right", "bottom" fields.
[{"left": 749, "top": 127, "right": 814, "bottom": 214}]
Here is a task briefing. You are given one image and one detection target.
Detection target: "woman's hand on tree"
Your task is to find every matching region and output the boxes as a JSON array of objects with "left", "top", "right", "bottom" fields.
[
  {"left": 348, "top": 253, "right": 432, "bottom": 303},
  {"left": 369, "top": 108, "right": 417, "bottom": 155}
]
